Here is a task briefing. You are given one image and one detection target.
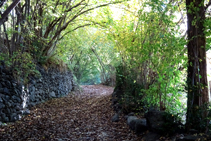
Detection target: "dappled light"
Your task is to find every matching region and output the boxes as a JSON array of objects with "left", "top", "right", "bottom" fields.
[{"left": 0, "top": 0, "right": 211, "bottom": 140}]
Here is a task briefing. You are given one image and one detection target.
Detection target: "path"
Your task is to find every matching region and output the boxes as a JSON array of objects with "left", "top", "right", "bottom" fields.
[{"left": 0, "top": 85, "right": 141, "bottom": 141}]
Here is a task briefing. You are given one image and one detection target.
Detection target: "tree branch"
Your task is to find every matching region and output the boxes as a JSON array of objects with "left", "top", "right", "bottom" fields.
[
  {"left": 49, "top": 2, "right": 118, "bottom": 45},
  {"left": 0, "top": 0, "right": 21, "bottom": 25},
  {"left": 45, "top": 1, "right": 127, "bottom": 54},
  {"left": 59, "top": 24, "right": 91, "bottom": 40},
  {"left": 65, "top": 0, "right": 86, "bottom": 12}
]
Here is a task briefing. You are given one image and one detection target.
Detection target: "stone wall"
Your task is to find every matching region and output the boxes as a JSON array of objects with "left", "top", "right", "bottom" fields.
[{"left": 0, "top": 62, "right": 74, "bottom": 122}]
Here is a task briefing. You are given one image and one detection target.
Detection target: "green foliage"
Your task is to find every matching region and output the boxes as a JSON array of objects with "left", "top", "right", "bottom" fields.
[
  {"left": 57, "top": 27, "right": 118, "bottom": 85},
  {"left": 187, "top": 103, "right": 209, "bottom": 132},
  {"left": 115, "top": 64, "right": 147, "bottom": 113},
  {"left": 0, "top": 52, "right": 41, "bottom": 84},
  {"left": 105, "top": 0, "right": 187, "bottom": 115},
  {"left": 204, "top": 16, "right": 211, "bottom": 51},
  {"left": 161, "top": 112, "right": 184, "bottom": 135},
  {"left": 0, "top": 0, "right": 125, "bottom": 85}
]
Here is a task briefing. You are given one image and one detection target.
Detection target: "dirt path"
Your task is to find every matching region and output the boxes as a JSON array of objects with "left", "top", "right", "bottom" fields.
[{"left": 0, "top": 85, "right": 141, "bottom": 141}]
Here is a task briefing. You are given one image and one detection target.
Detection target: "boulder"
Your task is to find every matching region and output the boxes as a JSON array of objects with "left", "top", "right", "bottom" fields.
[
  {"left": 111, "top": 113, "right": 119, "bottom": 122},
  {"left": 127, "top": 116, "right": 148, "bottom": 134},
  {"left": 145, "top": 109, "right": 165, "bottom": 133},
  {"left": 128, "top": 112, "right": 134, "bottom": 116}
]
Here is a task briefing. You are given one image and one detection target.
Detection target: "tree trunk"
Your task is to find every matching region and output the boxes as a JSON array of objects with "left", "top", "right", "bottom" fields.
[
  {"left": 0, "top": 0, "right": 21, "bottom": 25},
  {"left": 186, "top": 0, "right": 209, "bottom": 132}
]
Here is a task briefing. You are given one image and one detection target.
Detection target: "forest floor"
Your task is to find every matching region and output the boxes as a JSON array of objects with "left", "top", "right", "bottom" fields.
[{"left": 0, "top": 85, "right": 143, "bottom": 141}]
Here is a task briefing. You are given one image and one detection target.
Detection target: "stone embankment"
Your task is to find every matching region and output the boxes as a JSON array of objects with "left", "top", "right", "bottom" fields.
[{"left": 0, "top": 61, "right": 74, "bottom": 123}]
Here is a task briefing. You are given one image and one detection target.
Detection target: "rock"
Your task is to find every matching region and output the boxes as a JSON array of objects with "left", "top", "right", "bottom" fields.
[
  {"left": 145, "top": 109, "right": 165, "bottom": 133},
  {"left": 98, "top": 132, "right": 108, "bottom": 138},
  {"left": 125, "top": 112, "right": 135, "bottom": 120},
  {"left": 50, "top": 91, "right": 56, "bottom": 98},
  {"left": 0, "top": 103, "right": 5, "bottom": 109},
  {"left": 14, "top": 89, "right": 20, "bottom": 95},
  {"left": 0, "top": 66, "right": 74, "bottom": 123},
  {"left": 12, "top": 95, "right": 21, "bottom": 103},
  {"left": 3, "top": 87, "right": 10, "bottom": 94},
  {"left": 3, "top": 95, "right": 10, "bottom": 101},
  {"left": 0, "top": 88, "right": 4, "bottom": 93},
  {"left": 22, "top": 109, "right": 30, "bottom": 115},
  {"left": 111, "top": 113, "right": 119, "bottom": 122},
  {"left": 0, "top": 97, "right": 3, "bottom": 102},
  {"left": 31, "top": 86, "right": 36, "bottom": 95},
  {"left": 189, "top": 129, "right": 198, "bottom": 134},
  {"left": 5, "top": 108, "right": 11, "bottom": 114},
  {"left": 127, "top": 116, "right": 138, "bottom": 129},
  {"left": 5, "top": 81, "right": 11, "bottom": 88},
  {"left": 12, "top": 82, "right": 17, "bottom": 87},
  {"left": 176, "top": 135, "right": 198, "bottom": 141},
  {"left": 128, "top": 112, "right": 134, "bottom": 116},
  {"left": 38, "top": 78, "right": 42, "bottom": 82},
  {"left": 29, "top": 80, "right": 36, "bottom": 85},
  {"left": 29, "top": 93, "right": 35, "bottom": 102},
  {"left": 15, "top": 105, "right": 22, "bottom": 111},
  {"left": 1, "top": 114, "right": 9, "bottom": 122},
  {"left": 10, "top": 113, "right": 18, "bottom": 122},
  {"left": 113, "top": 103, "right": 122, "bottom": 112},
  {"left": 127, "top": 116, "right": 148, "bottom": 134},
  {"left": 5, "top": 101, "right": 12, "bottom": 107},
  {"left": 141, "top": 132, "right": 160, "bottom": 141}
]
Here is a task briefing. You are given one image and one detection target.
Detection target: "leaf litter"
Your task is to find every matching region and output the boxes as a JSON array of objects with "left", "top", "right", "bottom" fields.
[{"left": 0, "top": 85, "right": 142, "bottom": 141}]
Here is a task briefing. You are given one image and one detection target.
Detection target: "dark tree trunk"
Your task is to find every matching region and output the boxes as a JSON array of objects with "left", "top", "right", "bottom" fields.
[
  {"left": 0, "top": 0, "right": 21, "bottom": 25},
  {"left": 209, "top": 81, "right": 211, "bottom": 97},
  {"left": 186, "top": 0, "right": 209, "bottom": 132}
]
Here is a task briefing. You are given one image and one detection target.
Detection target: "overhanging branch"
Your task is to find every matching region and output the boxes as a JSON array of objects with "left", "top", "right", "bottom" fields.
[
  {"left": 59, "top": 24, "right": 92, "bottom": 40},
  {"left": 0, "top": 0, "right": 21, "bottom": 25},
  {"left": 59, "top": 21, "right": 107, "bottom": 40},
  {"left": 50, "top": 1, "right": 126, "bottom": 44}
]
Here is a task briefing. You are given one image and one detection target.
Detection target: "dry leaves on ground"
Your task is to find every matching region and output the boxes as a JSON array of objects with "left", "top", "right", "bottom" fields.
[{"left": 0, "top": 85, "right": 142, "bottom": 141}]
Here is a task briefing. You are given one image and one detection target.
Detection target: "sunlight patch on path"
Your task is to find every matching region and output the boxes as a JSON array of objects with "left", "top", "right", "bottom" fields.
[{"left": 76, "top": 84, "right": 114, "bottom": 98}]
